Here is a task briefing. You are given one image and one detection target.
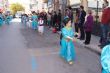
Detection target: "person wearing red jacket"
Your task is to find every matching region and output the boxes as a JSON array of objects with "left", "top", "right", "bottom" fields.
[{"left": 100, "top": 1, "right": 110, "bottom": 47}]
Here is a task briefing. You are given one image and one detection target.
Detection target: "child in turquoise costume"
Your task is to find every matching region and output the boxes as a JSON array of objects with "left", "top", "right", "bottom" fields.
[
  {"left": 101, "top": 44, "right": 110, "bottom": 73},
  {"left": 5, "top": 14, "right": 11, "bottom": 25},
  {"left": 31, "top": 13, "right": 38, "bottom": 30},
  {"left": 22, "top": 14, "right": 27, "bottom": 25},
  {"left": 10, "top": 15, "right": 13, "bottom": 21},
  {"left": 60, "top": 18, "right": 76, "bottom": 65},
  {"left": 0, "top": 12, "right": 3, "bottom": 26}
]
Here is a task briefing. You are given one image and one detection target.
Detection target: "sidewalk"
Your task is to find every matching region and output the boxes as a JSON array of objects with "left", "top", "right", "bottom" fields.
[
  {"left": 75, "top": 35, "right": 102, "bottom": 54},
  {"left": 72, "top": 23, "right": 102, "bottom": 54}
]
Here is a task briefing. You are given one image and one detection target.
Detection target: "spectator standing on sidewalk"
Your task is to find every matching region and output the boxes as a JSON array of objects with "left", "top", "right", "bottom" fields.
[
  {"left": 84, "top": 9, "right": 94, "bottom": 45},
  {"left": 101, "top": 44, "right": 110, "bottom": 73},
  {"left": 100, "top": 1, "right": 110, "bottom": 48},
  {"left": 53, "top": 11, "right": 58, "bottom": 29},
  {"left": 44, "top": 12, "right": 47, "bottom": 26},
  {"left": 51, "top": 10, "right": 54, "bottom": 28},
  {"left": 68, "top": 6, "right": 74, "bottom": 24},
  {"left": 78, "top": 5, "right": 86, "bottom": 40},
  {"left": 47, "top": 12, "right": 51, "bottom": 28},
  {"left": 74, "top": 8, "right": 80, "bottom": 37},
  {"left": 57, "top": 9, "right": 62, "bottom": 31}
]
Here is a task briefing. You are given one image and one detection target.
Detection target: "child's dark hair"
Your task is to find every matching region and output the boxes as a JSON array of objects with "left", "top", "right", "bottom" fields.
[
  {"left": 80, "top": 5, "right": 84, "bottom": 10},
  {"left": 63, "top": 17, "right": 71, "bottom": 26}
]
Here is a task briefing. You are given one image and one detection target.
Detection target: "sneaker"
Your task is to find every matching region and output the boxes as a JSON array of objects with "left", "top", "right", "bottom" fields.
[
  {"left": 74, "top": 35, "right": 78, "bottom": 38},
  {"left": 69, "top": 61, "right": 74, "bottom": 65},
  {"left": 83, "top": 42, "right": 90, "bottom": 45}
]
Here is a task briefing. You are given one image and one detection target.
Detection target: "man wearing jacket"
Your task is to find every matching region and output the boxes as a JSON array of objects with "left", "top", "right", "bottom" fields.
[
  {"left": 78, "top": 5, "right": 86, "bottom": 40},
  {"left": 100, "top": 1, "right": 110, "bottom": 47}
]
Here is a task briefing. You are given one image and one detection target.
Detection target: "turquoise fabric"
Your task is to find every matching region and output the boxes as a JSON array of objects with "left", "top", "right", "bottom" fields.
[
  {"left": 0, "top": 14, "right": 3, "bottom": 26},
  {"left": 60, "top": 27, "right": 76, "bottom": 62},
  {"left": 5, "top": 16, "right": 11, "bottom": 25},
  {"left": 22, "top": 16, "right": 27, "bottom": 25},
  {"left": 101, "top": 45, "right": 110, "bottom": 73},
  {"left": 32, "top": 15, "right": 38, "bottom": 30}
]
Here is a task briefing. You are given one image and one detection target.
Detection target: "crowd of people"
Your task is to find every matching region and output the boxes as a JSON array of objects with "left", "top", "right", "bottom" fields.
[
  {"left": 19, "top": 5, "right": 96, "bottom": 64},
  {"left": 21, "top": 6, "right": 74, "bottom": 33},
  {"left": 20, "top": 5, "right": 94, "bottom": 65},
  {"left": 0, "top": 12, "right": 12, "bottom": 26},
  {"left": 0, "top": 1, "right": 109, "bottom": 72},
  {"left": 20, "top": 1, "right": 110, "bottom": 48}
]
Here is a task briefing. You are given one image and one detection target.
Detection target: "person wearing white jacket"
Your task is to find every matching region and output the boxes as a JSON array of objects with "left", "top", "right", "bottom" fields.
[{"left": 38, "top": 17, "right": 44, "bottom": 35}]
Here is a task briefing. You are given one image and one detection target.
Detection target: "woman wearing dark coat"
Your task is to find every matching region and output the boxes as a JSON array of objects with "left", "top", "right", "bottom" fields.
[
  {"left": 78, "top": 6, "right": 86, "bottom": 40},
  {"left": 53, "top": 11, "right": 58, "bottom": 28},
  {"left": 84, "top": 10, "right": 94, "bottom": 45},
  {"left": 57, "top": 10, "right": 62, "bottom": 31},
  {"left": 74, "top": 9, "right": 80, "bottom": 37}
]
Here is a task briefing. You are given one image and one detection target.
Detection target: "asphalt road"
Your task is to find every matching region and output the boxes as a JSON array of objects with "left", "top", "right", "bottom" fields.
[{"left": 0, "top": 18, "right": 102, "bottom": 73}]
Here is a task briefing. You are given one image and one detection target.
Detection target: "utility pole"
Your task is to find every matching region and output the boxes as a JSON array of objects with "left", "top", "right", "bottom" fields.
[
  {"left": 61, "top": 0, "right": 67, "bottom": 17},
  {"left": 96, "top": 0, "right": 99, "bottom": 24}
]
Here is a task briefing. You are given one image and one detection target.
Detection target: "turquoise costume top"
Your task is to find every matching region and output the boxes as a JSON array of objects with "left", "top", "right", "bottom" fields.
[
  {"left": 21, "top": 15, "right": 24, "bottom": 23},
  {"left": 60, "top": 27, "right": 76, "bottom": 62},
  {"left": 10, "top": 15, "right": 13, "bottom": 21},
  {"left": 32, "top": 15, "right": 38, "bottom": 29},
  {"left": 101, "top": 45, "right": 110, "bottom": 73},
  {"left": 22, "top": 15, "right": 27, "bottom": 25},
  {"left": 5, "top": 15, "right": 11, "bottom": 25},
  {"left": 0, "top": 14, "right": 3, "bottom": 26}
]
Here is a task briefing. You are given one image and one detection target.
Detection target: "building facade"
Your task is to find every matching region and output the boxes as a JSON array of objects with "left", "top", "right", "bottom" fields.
[
  {"left": 0, "top": 0, "right": 9, "bottom": 12},
  {"left": 47, "top": 0, "right": 69, "bottom": 12},
  {"left": 47, "top": 0, "right": 53, "bottom": 12},
  {"left": 30, "top": 0, "right": 38, "bottom": 11},
  {"left": 30, "top": 0, "right": 48, "bottom": 12}
]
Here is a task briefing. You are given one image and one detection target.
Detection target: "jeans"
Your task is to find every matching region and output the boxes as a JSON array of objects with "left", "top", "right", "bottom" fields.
[{"left": 101, "top": 24, "right": 109, "bottom": 45}]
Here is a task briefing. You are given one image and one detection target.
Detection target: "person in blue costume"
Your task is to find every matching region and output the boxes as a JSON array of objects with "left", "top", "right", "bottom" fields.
[
  {"left": 60, "top": 18, "right": 76, "bottom": 65},
  {"left": 10, "top": 15, "right": 13, "bottom": 21},
  {"left": 23, "top": 14, "right": 28, "bottom": 26},
  {"left": 31, "top": 12, "right": 38, "bottom": 30},
  {"left": 101, "top": 44, "right": 110, "bottom": 73},
  {"left": 5, "top": 14, "right": 11, "bottom": 25},
  {"left": 21, "top": 14, "right": 24, "bottom": 23},
  {"left": 0, "top": 12, "right": 3, "bottom": 26}
]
